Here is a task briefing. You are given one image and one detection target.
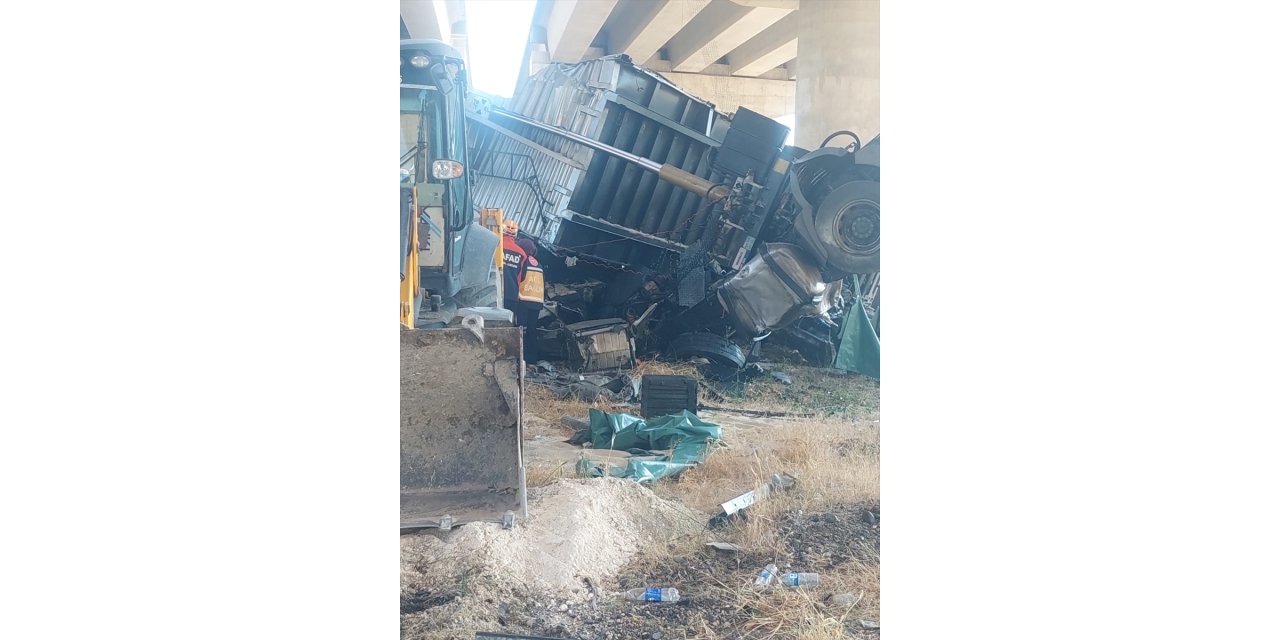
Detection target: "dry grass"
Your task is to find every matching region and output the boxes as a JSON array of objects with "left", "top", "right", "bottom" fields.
[
  {"left": 524, "top": 383, "right": 609, "bottom": 427},
  {"left": 525, "top": 460, "right": 574, "bottom": 488},
  {"left": 526, "top": 358, "right": 880, "bottom": 539},
  {"left": 731, "top": 368, "right": 879, "bottom": 421},
  {"left": 653, "top": 375, "right": 880, "bottom": 638},
  {"left": 521, "top": 359, "right": 880, "bottom": 639},
  {"left": 628, "top": 358, "right": 703, "bottom": 379},
  {"left": 683, "top": 550, "right": 880, "bottom": 639},
  {"left": 735, "top": 588, "right": 857, "bottom": 638},
  {"left": 526, "top": 355, "right": 879, "bottom": 424},
  {"left": 653, "top": 550, "right": 879, "bottom": 640},
  {"left": 653, "top": 415, "right": 879, "bottom": 518}
]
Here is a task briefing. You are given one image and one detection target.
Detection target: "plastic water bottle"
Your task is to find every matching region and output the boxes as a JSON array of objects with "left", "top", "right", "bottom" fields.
[
  {"left": 780, "top": 572, "right": 819, "bottom": 587},
  {"left": 754, "top": 563, "right": 778, "bottom": 588},
  {"left": 622, "top": 587, "right": 680, "bottom": 603}
]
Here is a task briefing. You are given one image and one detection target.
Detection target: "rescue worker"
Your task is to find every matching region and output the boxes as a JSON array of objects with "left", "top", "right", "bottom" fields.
[
  {"left": 501, "top": 221, "right": 545, "bottom": 363},
  {"left": 515, "top": 237, "right": 545, "bottom": 363},
  {"left": 501, "top": 220, "right": 525, "bottom": 310}
]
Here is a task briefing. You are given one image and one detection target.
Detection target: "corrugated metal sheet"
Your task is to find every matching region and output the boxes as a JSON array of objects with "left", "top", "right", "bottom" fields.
[{"left": 466, "top": 57, "right": 730, "bottom": 270}]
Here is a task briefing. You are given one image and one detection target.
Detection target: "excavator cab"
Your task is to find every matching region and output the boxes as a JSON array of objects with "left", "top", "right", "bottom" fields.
[
  {"left": 400, "top": 39, "right": 526, "bottom": 531},
  {"left": 401, "top": 39, "right": 501, "bottom": 325}
]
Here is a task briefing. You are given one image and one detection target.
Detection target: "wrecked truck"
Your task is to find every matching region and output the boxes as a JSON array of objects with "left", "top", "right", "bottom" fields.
[{"left": 465, "top": 55, "right": 879, "bottom": 372}]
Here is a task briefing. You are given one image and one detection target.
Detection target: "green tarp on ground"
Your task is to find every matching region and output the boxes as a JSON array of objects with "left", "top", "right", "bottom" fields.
[
  {"left": 835, "top": 279, "right": 880, "bottom": 379},
  {"left": 575, "top": 409, "right": 721, "bottom": 483}
]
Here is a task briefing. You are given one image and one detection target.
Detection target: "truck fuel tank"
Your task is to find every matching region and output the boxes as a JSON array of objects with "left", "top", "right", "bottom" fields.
[{"left": 716, "top": 243, "right": 830, "bottom": 337}]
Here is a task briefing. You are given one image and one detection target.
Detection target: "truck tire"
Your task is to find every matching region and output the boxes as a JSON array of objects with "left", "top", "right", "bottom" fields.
[
  {"left": 669, "top": 333, "right": 746, "bottom": 377},
  {"left": 814, "top": 180, "right": 879, "bottom": 277}
]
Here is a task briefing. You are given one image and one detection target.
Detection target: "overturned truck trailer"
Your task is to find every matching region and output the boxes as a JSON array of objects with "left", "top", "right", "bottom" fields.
[{"left": 467, "top": 55, "right": 879, "bottom": 368}]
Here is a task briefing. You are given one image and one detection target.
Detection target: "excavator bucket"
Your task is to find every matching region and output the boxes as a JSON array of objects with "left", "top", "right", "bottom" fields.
[{"left": 401, "top": 326, "right": 527, "bottom": 529}]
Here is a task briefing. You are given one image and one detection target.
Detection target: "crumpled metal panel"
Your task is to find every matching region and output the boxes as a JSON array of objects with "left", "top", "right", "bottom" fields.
[
  {"left": 583, "top": 331, "right": 631, "bottom": 369},
  {"left": 717, "top": 244, "right": 829, "bottom": 336},
  {"left": 466, "top": 56, "right": 727, "bottom": 254},
  {"left": 676, "top": 240, "right": 705, "bottom": 306},
  {"left": 565, "top": 318, "right": 634, "bottom": 371},
  {"left": 466, "top": 60, "right": 618, "bottom": 243}
]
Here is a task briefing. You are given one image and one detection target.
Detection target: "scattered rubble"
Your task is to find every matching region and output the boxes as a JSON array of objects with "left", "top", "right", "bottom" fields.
[
  {"left": 705, "top": 542, "right": 744, "bottom": 553},
  {"left": 830, "top": 592, "right": 863, "bottom": 606},
  {"left": 604, "top": 502, "right": 882, "bottom": 639},
  {"left": 527, "top": 364, "right": 640, "bottom": 403},
  {"left": 780, "top": 504, "right": 881, "bottom": 568},
  {"left": 405, "top": 499, "right": 882, "bottom": 639},
  {"left": 709, "top": 472, "right": 798, "bottom": 529}
]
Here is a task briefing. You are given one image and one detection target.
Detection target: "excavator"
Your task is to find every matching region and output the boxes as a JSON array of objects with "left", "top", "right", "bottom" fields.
[{"left": 399, "top": 39, "right": 526, "bottom": 531}]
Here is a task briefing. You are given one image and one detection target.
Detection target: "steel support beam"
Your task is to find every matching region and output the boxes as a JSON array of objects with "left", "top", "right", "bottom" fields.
[
  {"left": 604, "top": 0, "right": 711, "bottom": 64},
  {"left": 726, "top": 11, "right": 797, "bottom": 77},
  {"left": 546, "top": 0, "right": 620, "bottom": 63},
  {"left": 664, "top": 0, "right": 791, "bottom": 73}
]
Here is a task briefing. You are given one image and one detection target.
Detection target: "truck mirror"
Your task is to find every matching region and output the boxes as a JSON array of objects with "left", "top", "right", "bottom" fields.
[{"left": 429, "top": 63, "right": 454, "bottom": 94}]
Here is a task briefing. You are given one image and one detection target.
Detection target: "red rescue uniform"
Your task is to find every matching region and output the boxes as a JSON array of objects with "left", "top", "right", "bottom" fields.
[{"left": 501, "top": 234, "right": 528, "bottom": 307}]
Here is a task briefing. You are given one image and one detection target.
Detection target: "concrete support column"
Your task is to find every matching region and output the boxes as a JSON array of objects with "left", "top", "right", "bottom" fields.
[
  {"left": 444, "top": 0, "right": 470, "bottom": 73},
  {"left": 795, "top": 0, "right": 878, "bottom": 150}
]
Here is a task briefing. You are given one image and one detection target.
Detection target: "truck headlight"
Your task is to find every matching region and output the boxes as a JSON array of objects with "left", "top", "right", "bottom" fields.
[
  {"left": 431, "top": 159, "right": 464, "bottom": 180},
  {"left": 409, "top": 53, "right": 431, "bottom": 68}
]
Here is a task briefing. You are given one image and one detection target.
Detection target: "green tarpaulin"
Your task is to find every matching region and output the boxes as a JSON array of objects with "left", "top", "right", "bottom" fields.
[
  {"left": 835, "top": 281, "right": 879, "bottom": 379},
  {"left": 575, "top": 409, "right": 721, "bottom": 483}
]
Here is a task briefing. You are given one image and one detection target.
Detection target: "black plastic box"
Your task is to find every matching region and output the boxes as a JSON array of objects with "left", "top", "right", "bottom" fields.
[{"left": 640, "top": 375, "right": 699, "bottom": 418}]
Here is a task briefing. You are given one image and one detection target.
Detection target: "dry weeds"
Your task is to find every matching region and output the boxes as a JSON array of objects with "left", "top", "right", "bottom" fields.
[
  {"left": 524, "top": 383, "right": 611, "bottom": 427},
  {"left": 654, "top": 411, "right": 880, "bottom": 638},
  {"left": 651, "top": 415, "right": 879, "bottom": 517},
  {"left": 633, "top": 362, "right": 880, "bottom": 639},
  {"left": 474, "top": 359, "right": 880, "bottom": 639},
  {"left": 628, "top": 358, "right": 704, "bottom": 379},
  {"left": 525, "top": 461, "right": 574, "bottom": 488}
]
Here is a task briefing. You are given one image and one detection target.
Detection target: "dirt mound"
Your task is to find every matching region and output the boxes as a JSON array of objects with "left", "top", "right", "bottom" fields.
[{"left": 401, "top": 477, "right": 704, "bottom": 638}]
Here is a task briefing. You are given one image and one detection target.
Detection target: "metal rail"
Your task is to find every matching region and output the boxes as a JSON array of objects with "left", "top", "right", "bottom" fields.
[{"left": 490, "top": 108, "right": 729, "bottom": 201}]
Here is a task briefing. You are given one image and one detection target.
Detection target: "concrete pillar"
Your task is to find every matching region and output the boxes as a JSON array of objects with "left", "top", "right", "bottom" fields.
[
  {"left": 664, "top": 73, "right": 795, "bottom": 118},
  {"left": 794, "top": 0, "right": 878, "bottom": 150}
]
